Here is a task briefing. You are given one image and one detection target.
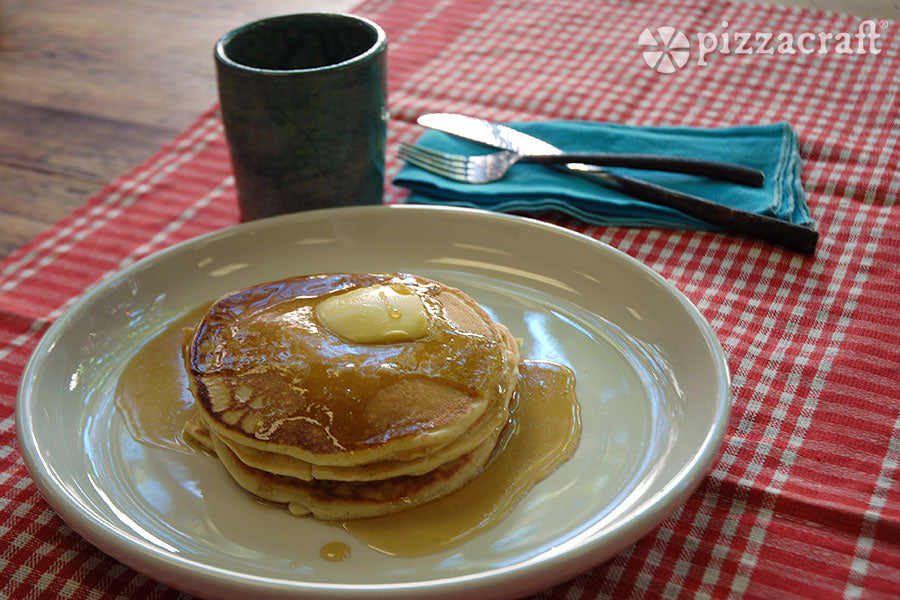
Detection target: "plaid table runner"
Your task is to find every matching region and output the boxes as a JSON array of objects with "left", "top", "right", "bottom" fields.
[{"left": 2, "top": 0, "right": 898, "bottom": 598}]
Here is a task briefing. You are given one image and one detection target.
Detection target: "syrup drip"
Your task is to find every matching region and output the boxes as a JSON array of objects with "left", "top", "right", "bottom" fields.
[{"left": 319, "top": 541, "right": 351, "bottom": 562}]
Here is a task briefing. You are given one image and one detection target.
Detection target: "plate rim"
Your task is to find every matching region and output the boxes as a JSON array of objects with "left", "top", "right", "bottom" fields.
[{"left": 15, "top": 205, "right": 731, "bottom": 599}]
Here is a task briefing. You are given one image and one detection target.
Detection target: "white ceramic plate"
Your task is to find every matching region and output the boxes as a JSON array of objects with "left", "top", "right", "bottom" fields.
[{"left": 17, "top": 206, "right": 730, "bottom": 600}]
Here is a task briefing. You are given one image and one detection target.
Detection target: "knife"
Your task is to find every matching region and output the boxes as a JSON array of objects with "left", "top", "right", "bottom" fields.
[
  {"left": 416, "top": 113, "right": 818, "bottom": 254},
  {"left": 417, "top": 113, "right": 765, "bottom": 187}
]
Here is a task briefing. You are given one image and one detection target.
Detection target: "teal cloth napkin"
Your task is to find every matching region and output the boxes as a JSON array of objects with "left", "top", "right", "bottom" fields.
[{"left": 394, "top": 121, "right": 813, "bottom": 230}]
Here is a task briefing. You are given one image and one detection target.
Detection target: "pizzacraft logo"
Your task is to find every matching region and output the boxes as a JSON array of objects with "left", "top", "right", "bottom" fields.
[
  {"left": 639, "top": 19, "right": 886, "bottom": 73},
  {"left": 639, "top": 26, "right": 691, "bottom": 73}
]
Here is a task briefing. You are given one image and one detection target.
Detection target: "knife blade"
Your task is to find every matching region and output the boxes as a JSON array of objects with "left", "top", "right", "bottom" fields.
[
  {"left": 417, "top": 113, "right": 562, "bottom": 156},
  {"left": 414, "top": 113, "right": 818, "bottom": 254}
]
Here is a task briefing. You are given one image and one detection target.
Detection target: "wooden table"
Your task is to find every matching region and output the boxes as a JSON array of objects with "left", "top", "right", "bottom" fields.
[
  {"left": 0, "top": 0, "right": 356, "bottom": 258},
  {"left": 0, "top": 0, "right": 895, "bottom": 258}
]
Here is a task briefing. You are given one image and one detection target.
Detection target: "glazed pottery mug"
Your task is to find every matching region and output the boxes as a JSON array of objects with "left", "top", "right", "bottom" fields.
[{"left": 215, "top": 13, "right": 388, "bottom": 221}]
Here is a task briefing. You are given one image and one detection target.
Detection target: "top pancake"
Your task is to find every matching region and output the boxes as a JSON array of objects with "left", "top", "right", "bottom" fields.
[{"left": 188, "top": 273, "right": 520, "bottom": 468}]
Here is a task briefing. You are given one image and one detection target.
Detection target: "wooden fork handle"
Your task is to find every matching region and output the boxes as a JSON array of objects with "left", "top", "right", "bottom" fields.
[
  {"left": 529, "top": 153, "right": 765, "bottom": 187},
  {"left": 580, "top": 169, "right": 818, "bottom": 254}
]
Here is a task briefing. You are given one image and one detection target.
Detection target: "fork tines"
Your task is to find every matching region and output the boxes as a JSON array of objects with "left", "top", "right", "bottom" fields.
[{"left": 398, "top": 142, "right": 469, "bottom": 180}]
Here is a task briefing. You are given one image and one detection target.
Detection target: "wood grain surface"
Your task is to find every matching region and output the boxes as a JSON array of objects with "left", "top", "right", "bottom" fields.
[
  {"left": 0, "top": 0, "right": 356, "bottom": 258},
  {"left": 0, "top": 0, "right": 895, "bottom": 258}
]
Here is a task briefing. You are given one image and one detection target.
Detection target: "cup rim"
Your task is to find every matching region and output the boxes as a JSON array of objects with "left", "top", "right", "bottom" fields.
[{"left": 215, "top": 12, "right": 387, "bottom": 75}]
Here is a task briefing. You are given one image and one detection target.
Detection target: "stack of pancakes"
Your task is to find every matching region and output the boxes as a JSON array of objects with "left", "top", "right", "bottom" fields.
[{"left": 183, "top": 272, "right": 520, "bottom": 520}]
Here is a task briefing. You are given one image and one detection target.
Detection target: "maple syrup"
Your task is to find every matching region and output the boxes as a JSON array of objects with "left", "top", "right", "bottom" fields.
[
  {"left": 116, "top": 305, "right": 581, "bottom": 558},
  {"left": 114, "top": 305, "right": 208, "bottom": 454},
  {"left": 319, "top": 541, "right": 351, "bottom": 562},
  {"left": 340, "top": 360, "right": 580, "bottom": 556}
]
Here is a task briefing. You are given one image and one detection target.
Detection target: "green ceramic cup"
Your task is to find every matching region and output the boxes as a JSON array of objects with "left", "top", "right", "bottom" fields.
[{"left": 215, "top": 13, "right": 388, "bottom": 221}]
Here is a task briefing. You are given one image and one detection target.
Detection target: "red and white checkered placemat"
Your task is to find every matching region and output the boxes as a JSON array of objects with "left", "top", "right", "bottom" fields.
[{"left": 2, "top": 0, "right": 898, "bottom": 598}]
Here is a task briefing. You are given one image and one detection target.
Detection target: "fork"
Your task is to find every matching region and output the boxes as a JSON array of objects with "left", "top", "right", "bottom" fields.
[
  {"left": 398, "top": 142, "right": 765, "bottom": 187},
  {"left": 398, "top": 142, "right": 819, "bottom": 254}
]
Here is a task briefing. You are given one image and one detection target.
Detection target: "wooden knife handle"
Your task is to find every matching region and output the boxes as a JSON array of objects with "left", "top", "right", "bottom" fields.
[
  {"left": 577, "top": 169, "right": 818, "bottom": 254},
  {"left": 530, "top": 153, "right": 765, "bottom": 187}
]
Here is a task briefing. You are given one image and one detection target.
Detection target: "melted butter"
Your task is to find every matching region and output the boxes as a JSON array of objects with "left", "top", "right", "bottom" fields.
[
  {"left": 114, "top": 305, "right": 209, "bottom": 454},
  {"left": 315, "top": 283, "right": 428, "bottom": 343},
  {"left": 319, "top": 541, "right": 351, "bottom": 562},
  {"left": 340, "top": 360, "right": 580, "bottom": 557}
]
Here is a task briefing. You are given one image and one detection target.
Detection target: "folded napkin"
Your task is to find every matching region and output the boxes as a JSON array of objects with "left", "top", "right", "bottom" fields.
[{"left": 394, "top": 120, "right": 813, "bottom": 230}]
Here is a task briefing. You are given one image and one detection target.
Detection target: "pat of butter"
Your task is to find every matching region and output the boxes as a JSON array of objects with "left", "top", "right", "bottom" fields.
[{"left": 315, "top": 284, "right": 428, "bottom": 343}]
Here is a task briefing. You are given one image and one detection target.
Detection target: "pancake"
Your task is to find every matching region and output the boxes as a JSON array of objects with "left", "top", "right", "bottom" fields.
[
  {"left": 185, "top": 272, "right": 520, "bottom": 519},
  {"left": 204, "top": 422, "right": 504, "bottom": 521},
  {"left": 210, "top": 392, "right": 512, "bottom": 482}
]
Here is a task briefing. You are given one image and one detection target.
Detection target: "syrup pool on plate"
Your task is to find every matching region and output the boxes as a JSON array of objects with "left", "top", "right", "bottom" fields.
[
  {"left": 115, "top": 305, "right": 581, "bottom": 558},
  {"left": 114, "top": 305, "right": 209, "bottom": 455}
]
